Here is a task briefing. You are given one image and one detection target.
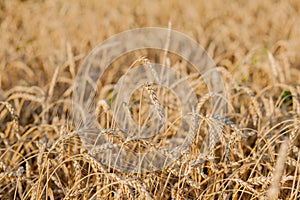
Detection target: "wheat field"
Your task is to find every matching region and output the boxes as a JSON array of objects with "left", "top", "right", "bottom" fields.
[{"left": 1, "top": 0, "right": 300, "bottom": 199}]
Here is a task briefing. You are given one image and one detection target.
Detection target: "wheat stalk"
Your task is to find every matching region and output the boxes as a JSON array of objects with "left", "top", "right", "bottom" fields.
[{"left": 267, "top": 138, "right": 289, "bottom": 199}]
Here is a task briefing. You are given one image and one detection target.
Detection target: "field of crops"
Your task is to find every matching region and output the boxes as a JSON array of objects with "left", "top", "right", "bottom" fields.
[{"left": 1, "top": 0, "right": 300, "bottom": 199}]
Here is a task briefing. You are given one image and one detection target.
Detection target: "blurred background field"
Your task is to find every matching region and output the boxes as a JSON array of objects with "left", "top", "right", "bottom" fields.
[
  {"left": 1, "top": 0, "right": 299, "bottom": 90},
  {"left": 1, "top": 0, "right": 300, "bottom": 199}
]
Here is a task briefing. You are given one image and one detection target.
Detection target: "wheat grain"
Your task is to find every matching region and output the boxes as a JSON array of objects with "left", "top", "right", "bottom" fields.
[
  {"left": 0, "top": 101, "right": 20, "bottom": 139},
  {"left": 143, "top": 82, "right": 165, "bottom": 121}
]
